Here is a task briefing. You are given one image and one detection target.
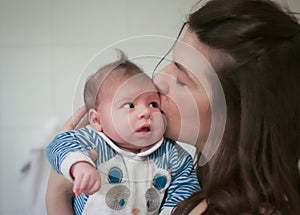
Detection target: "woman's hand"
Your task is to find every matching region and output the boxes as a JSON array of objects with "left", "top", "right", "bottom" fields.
[{"left": 63, "top": 106, "right": 88, "bottom": 131}]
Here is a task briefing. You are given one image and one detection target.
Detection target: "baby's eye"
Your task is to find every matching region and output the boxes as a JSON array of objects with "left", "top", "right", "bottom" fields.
[
  {"left": 149, "top": 102, "right": 159, "bottom": 108},
  {"left": 123, "top": 103, "right": 134, "bottom": 109}
]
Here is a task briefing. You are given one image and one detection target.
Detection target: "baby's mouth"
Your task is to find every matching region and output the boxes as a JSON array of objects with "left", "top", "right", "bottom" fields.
[{"left": 136, "top": 124, "right": 151, "bottom": 133}]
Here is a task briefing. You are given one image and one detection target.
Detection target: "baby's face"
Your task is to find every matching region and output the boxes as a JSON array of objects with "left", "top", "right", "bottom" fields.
[{"left": 97, "top": 73, "right": 166, "bottom": 151}]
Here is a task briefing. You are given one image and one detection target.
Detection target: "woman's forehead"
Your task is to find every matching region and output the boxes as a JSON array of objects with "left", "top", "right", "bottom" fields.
[
  {"left": 172, "top": 31, "right": 215, "bottom": 82},
  {"left": 174, "top": 30, "right": 212, "bottom": 64},
  {"left": 176, "top": 29, "right": 234, "bottom": 70}
]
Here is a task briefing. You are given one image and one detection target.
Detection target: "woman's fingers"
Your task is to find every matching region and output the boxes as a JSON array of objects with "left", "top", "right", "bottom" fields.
[
  {"left": 89, "top": 149, "right": 98, "bottom": 162},
  {"left": 75, "top": 114, "right": 88, "bottom": 129},
  {"left": 63, "top": 106, "right": 87, "bottom": 131}
]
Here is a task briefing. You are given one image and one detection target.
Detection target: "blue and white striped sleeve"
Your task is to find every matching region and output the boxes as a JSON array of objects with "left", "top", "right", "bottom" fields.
[
  {"left": 46, "top": 127, "right": 97, "bottom": 181},
  {"left": 160, "top": 141, "right": 200, "bottom": 213}
]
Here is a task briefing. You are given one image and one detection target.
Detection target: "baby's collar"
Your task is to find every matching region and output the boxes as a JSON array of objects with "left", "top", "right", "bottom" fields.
[{"left": 86, "top": 125, "right": 164, "bottom": 157}]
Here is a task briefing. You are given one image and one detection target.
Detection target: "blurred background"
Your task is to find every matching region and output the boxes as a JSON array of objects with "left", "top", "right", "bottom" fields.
[{"left": 0, "top": 0, "right": 299, "bottom": 215}]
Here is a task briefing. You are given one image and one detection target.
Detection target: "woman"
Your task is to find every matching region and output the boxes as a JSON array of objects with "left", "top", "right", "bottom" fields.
[
  {"left": 46, "top": 0, "right": 300, "bottom": 214},
  {"left": 155, "top": 0, "right": 300, "bottom": 214}
]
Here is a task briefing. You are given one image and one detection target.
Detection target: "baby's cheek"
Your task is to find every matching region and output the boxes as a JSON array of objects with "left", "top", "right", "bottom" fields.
[
  {"left": 110, "top": 111, "right": 132, "bottom": 137},
  {"left": 152, "top": 112, "right": 166, "bottom": 136}
]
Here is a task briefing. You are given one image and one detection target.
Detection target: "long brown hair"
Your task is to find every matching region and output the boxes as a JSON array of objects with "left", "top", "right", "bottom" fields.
[{"left": 173, "top": 0, "right": 300, "bottom": 214}]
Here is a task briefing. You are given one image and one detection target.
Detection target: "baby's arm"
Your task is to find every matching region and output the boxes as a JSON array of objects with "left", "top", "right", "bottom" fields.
[
  {"left": 46, "top": 128, "right": 99, "bottom": 193},
  {"left": 70, "top": 161, "right": 101, "bottom": 196},
  {"left": 160, "top": 141, "right": 200, "bottom": 214},
  {"left": 46, "top": 141, "right": 99, "bottom": 215}
]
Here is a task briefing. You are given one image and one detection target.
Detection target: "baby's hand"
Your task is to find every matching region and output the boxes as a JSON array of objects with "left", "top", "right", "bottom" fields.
[{"left": 70, "top": 161, "right": 101, "bottom": 196}]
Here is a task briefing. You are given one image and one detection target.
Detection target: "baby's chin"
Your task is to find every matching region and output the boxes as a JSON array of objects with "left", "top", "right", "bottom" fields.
[
  {"left": 129, "top": 136, "right": 161, "bottom": 148},
  {"left": 129, "top": 141, "right": 157, "bottom": 148}
]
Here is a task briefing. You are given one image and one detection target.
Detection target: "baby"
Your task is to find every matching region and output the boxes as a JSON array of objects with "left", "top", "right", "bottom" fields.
[{"left": 46, "top": 51, "right": 200, "bottom": 215}]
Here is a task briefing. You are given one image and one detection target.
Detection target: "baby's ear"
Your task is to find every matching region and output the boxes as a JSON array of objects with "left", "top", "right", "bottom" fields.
[{"left": 88, "top": 109, "right": 103, "bottom": 131}]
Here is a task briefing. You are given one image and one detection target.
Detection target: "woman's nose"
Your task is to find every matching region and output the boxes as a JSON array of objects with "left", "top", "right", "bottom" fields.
[{"left": 153, "top": 71, "right": 170, "bottom": 95}]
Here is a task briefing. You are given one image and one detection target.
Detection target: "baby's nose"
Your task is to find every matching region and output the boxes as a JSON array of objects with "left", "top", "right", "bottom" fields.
[{"left": 138, "top": 106, "right": 151, "bottom": 119}]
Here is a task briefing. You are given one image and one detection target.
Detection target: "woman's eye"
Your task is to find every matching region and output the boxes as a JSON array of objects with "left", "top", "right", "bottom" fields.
[
  {"left": 176, "top": 78, "right": 185, "bottom": 86},
  {"left": 149, "top": 102, "right": 159, "bottom": 108},
  {"left": 123, "top": 103, "right": 134, "bottom": 109}
]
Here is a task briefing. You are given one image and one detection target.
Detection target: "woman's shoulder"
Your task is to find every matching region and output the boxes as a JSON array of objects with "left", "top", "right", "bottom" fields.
[
  {"left": 188, "top": 200, "right": 207, "bottom": 215},
  {"left": 163, "top": 138, "right": 196, "bottom": 158}
]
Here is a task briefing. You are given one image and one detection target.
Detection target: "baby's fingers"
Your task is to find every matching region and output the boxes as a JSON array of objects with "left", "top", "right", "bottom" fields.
[
  {"left": 73, "top": 174, "right": 84, "bottom": 196},
  {"left": 74, "top": 174, "right": 92, "bottom": 196},
  {"left": 85, "top": 177, "right": 101, "bottom": 195}
]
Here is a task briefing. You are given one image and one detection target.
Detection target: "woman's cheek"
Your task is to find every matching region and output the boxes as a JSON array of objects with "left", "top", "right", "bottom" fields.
[{"left": 160, "top": 96, "right": 181, "bottom": 140}]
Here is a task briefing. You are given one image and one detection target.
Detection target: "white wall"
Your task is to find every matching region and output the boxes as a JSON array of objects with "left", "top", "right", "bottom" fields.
[{"left": 0, "top": 0, "right": 299, "bottom": 215}]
